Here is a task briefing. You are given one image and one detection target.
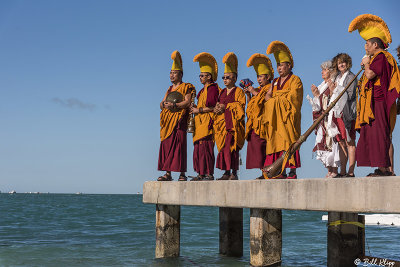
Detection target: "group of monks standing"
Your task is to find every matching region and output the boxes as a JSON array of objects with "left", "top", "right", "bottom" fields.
[{"left": 157, "top": 14, "right": 400, "bottom": 182}]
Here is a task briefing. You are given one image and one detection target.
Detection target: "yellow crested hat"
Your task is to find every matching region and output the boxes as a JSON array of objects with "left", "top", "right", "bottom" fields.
[
  {"left": 266, "top": 41, "right": 293, "bottom": 68},
  {"left": 246, "top": 53, "right": 274, "bottom": 78},
  {"left": 348, "top": 14, "right": 391, "bottom": 46},
  {"left": 171, "top": 50, "right": 183, "bottom": 71},
  {"left": 222, "top": 52, "right": 238, "bottom": 74},
  {"left": 193, "top": 52, "right": 218, "bottom": 81}
]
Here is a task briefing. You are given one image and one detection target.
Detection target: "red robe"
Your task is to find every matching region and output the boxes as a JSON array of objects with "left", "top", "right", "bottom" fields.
[
  {"left": 193, "top": 83, "right": 219, "bottom": 175},
  {"left": 356, "top": 52, "right": 399, "bottom": 167}
]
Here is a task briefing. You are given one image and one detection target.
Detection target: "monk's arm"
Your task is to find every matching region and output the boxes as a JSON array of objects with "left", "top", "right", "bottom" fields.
[
  {"left": 176, "top": 93, "right": 191, "bottom": 109},
  {"left": 363, "top": 63, "right": 377, "bottom": 80},
  {"left": 160, "top": 94, "right": 168, "bottom": 109}
]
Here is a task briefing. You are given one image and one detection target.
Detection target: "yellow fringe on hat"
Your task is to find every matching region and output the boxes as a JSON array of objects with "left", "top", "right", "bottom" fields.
[
  {"left": 171, "top": 50, "right": 183, "bottom": 71},
  {"left": 193, "top": 52, "right": 218, "bottom": 81},
  {"left": 246, "top": 53, "right": 274, "bottom": 78},
  {"left": 348, "top": 14, "right": 391, "bottom": 45},
  {"left": 266, "top": 41, "right": 293, "bottom": 68},
  {"left": 222, "top": 52, "right": 238, "bottom": 74}
]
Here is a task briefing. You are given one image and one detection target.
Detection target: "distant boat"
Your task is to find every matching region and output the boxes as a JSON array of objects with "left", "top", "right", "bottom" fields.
[
  {"left": 9, "top": 190, "right": 16, "bottom": 194},
  {"left": 322, "top": 214, "right": 400, "bottom": 226},
  {"left": 75, "top": 192, "right": 82, "bottom": 195}
]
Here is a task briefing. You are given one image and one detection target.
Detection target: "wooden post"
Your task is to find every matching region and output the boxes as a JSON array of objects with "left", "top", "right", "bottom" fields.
[
  {"left": 250, "top": 208, "right": 282, "bottom": 267},
  {"left": 327, "top": 212, "right": 365, "bottom": 267},
  {"left": 219, "top": 207, "right": 243, "bottom": 257},
  {"left": 155, "top": 204, "right": 180, "bottom": 258}
]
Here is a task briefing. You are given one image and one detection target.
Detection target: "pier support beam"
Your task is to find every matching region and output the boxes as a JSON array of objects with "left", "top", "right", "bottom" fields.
[
  {"left": 327, "top": 212, "right": 365, "bottom": 267},
  {"left": 155, "top": 204, "right": 180, "bottom": 258},
  {"left": 219, "top": 207, "right": 243, "bottom": 257},
  {"left": 250, "top": 208, "right": 282, "bottom": 267}
]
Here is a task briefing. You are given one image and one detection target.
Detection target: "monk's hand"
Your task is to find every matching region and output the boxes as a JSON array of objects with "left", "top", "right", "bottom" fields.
[
  {"left": 361, "top": 55, "right": 370, "bottom": 67},
  {"left": 164, "top": 102, "right": 173, "bottom": 110},
  {"left": 191, "top": 106, "right": 199, "bottom": 114},
  {"left": 246, "top": 86, "right": 254, "bottom": 95},
  {"left": 311, "top": 84, "right": 319, "bottom": 97}
]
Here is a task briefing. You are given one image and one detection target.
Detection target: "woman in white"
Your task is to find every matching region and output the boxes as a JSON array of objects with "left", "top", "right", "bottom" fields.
[
  {"left": 307, "top": 60, "right": 348, "bottom": 178},
  {"left": 331, "top": 53, "right": 357, "bottom": 177}
]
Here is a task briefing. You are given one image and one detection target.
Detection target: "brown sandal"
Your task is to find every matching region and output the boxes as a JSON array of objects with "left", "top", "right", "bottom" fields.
[
  {"left": 178, "top": 175, "right": 187, "bottom": 181},
  {"left": 157, "top": 173, "right": 172, "bottom": 181}
]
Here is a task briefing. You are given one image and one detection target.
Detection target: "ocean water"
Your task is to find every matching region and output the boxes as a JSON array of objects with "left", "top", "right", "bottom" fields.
[{"left": 0, "top": 194, "right": 399, "bottom": 266}]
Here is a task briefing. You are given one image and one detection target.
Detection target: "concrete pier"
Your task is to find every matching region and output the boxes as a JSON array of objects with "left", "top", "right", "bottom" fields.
[
  {"left": 327, "top": 212, "right": 365, "bottom": 267},
  {"left": 250, "top": 209, "right": 282, "bottom": 267},
  {"left": 143, "top": 177, "right": 400, "bottom": 265},
  {"left": 155, "top": 204, "right": 180, "bottom": 258},
  {"left": 219, "top": 207, "right": 243, "bottom": 256}
]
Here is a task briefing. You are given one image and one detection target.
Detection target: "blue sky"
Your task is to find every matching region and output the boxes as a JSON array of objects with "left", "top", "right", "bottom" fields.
[{"left": 0, "top": 0, "right": 399, "bottom": 194}]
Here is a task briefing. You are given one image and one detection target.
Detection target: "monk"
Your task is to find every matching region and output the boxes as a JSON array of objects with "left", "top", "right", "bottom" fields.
[
  {"left": 264, "top": 41, "right": 303, "bottom": 179},
  {"left": 214, "top": 52, "right": 246, "bottom": 180},
  {"left": 244, "top": 53, "right": 274, "bottom": 179},
  {"left": 348, "top": 14, "right": 400, "bottom": 176},
  {"left": 158, "top": 51, "right": 195, "bottom": 181},
  {"left": 191, "top": 52, "right": 219, "bottom": 181}
]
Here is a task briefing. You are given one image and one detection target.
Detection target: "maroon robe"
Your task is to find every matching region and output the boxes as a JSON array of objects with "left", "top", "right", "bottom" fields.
[
  {"left": 246, "top": 130, "right": 266, "bottom": 169},
  {"left": 193, "top": 83, "right": 219, "bottom": 175},
  {"left": 158, "top": 109, "right": 188, "bottom": 172},
  {"left": 216, "top": 88, "right": 239, "bottom": 171},
  {"left": 356, "top": 53, "right": 398, "bottom": 167}
]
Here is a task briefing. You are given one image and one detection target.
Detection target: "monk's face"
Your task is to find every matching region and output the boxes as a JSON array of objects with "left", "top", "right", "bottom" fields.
[
  {"left": 257, "top": 74, "right": 269, "bottom": 87},
  {"left": 170, "top": 70, "right": 182, "bottom": 83},
  {"left": 277, "top": 62, "right": 291, "bottom": 77},
  {"left": 222, "top": 73, "right": 236, "bottom": 87},
  {"left": 321, "top": 68, "right": 330, "bottom": 81},
  {"left": 364, "top": 40, "right": 377, "bottom": 56},
  {"left": 199, "top": 72, "right": 212, "bottom": 85}
]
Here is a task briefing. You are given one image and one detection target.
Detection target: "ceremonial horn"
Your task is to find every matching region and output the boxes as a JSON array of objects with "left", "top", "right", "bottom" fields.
[{"left": 263, "top": 67, "right": 364, "bottom": 178}]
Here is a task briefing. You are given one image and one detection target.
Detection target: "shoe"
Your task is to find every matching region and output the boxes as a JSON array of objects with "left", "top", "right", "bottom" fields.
[
  {"left": 178, "top": 175, "right": 187, "bottom": 181},
  {"left": 228, "top": 174, "right": 238, "bottom": 180},
  {"left": 157, "top": 173, "right": 172, "bottom": 181},
  {"left": 255, "top": 175, "right": 265, "bottom": 180},
  {"left": 287, "top": 174, "right": 297, "bottom": 179},
  {"left": 273, "top": 173, "right": 287, "bottom": 179},
  {"left": 189, "top": 175, "right": 204, "bottom": 181},
  {"left": 346, "top": 173, "right": 355, "bottom": 177},
  {"left": 217, "top": 174, "right": 230, "bottom": 180},
  {"left": 203, "top": 175, "right": 214, "bottom": 181},
  {"left": 367, "top": 169, "right": 391, "bottom": 177}
]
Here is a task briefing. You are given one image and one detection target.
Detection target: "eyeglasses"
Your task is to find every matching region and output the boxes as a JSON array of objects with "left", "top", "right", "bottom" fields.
[{"left": 222, "top": 76, "right": 232, "bottom": 80}]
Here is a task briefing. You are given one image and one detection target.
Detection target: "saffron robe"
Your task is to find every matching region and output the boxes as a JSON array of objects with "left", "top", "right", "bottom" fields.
[
  {"left": 356, "top": 52, "right": 400, "bottom": 167},
  {"left": 245, "top": 84, "right": 270, "bottom": 169},
  {"left": 263, "top": 73, "right": 303, "bottom": 168},
  {"left": 193, "top": 83, "right": 219, "bottom": 175},
  {"left": 158, "top": 82, "right": 195, "bottom": 172},
  {"left": 214, "top": 87, "right": 246, "bottom": 170}
]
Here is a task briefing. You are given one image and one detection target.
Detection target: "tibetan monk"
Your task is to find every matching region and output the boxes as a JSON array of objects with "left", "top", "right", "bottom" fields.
[
  {"left": 214, "top": 52, "right": 246, "bottom": 180},
  {"left": 158, "top": 51, "right": 195, "bottom": 181},
  {"left": 244, "top": 53, "right": 274, "bottom": 179},
  {"left": 191, "top": 52, "right": 219, "bottom": 181},
  {"left": 348, "top": 14, "right": 400, "bottom": 176},
  {"left": 263, "top": 41, "right": 303, "bottom": 179}
]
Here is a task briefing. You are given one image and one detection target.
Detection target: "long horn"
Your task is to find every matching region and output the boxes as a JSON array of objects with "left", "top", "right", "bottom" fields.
[{"left": 263, "top": 67, "right": 364, "bottom": 178}]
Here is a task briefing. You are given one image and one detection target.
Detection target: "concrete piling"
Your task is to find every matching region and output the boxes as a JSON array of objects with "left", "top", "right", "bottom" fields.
[
  {"left": 327, "top": 212, "right": 365, "bottom": 267},
  {"left": 155, "top": 204, "right": 180, "bottom": 258},
  {"left": 219, "top": 207, "right": 243, "bottom": 257},
  {"left": 250, "top": 208, "right": 282, "bottom": 267}
]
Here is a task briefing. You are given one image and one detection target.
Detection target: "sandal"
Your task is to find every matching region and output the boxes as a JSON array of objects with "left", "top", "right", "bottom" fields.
[
  {"left": 178, "top": 175, "right": 187, "bottom": 181},
  {"left": 157, "top": 173, "right": 172, "bottom": 181},
  {"left": 367, "top": 169, "right": 391, "bottom": 177},
  {"left": 189, "top": 175, "right": 204, "bottom": 181},
  {"left": 217, "top": 174, "right": 230, "bottom": 180},
  {"left": 203, "top": 175, "right": 214, "bottom": 181}
]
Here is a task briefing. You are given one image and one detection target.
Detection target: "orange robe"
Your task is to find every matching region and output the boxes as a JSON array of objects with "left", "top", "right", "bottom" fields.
[
  {"left": 158, "top": 82, "right": 195, "bottom": 172},
  {"left": 192, "top": 83, "right": 219, "bottom": 175},
  {"left": 263, "top": 73, "right": 303, "bottom": 167},
  {"left": 214, "top": 87, "right": 246, "bottom": 170},
  {"left": 245, "top": 84, "right": 270, "bottom": 169}
]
